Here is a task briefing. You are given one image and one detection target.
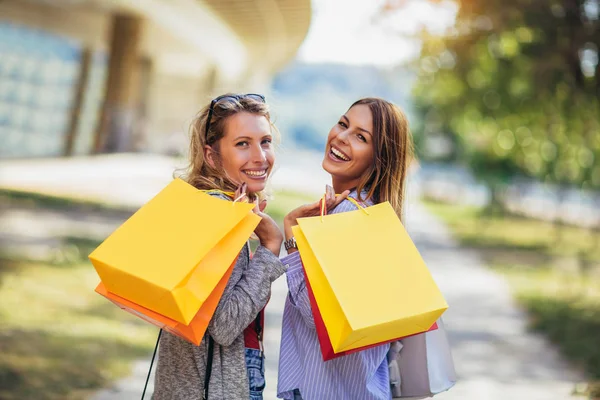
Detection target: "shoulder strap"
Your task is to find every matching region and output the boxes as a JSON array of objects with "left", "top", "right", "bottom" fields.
[
  {"left": 255, "top": 314, "right": 262, "bottom": 338},
  {"left": 141, "top": 329, "right": 162, "bottom": 400},
  {"left": 203, "top": 336, "right": 215, "bottom": 400}
]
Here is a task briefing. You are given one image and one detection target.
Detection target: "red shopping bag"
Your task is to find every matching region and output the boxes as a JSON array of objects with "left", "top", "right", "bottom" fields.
[{"left": 303, "top": 267, "right": 438, "bottom": 361}]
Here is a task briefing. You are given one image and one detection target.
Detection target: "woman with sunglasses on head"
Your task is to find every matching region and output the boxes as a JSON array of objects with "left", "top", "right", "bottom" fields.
[
  {"left": 153, "top": 94, "right": 286, "bottom": 400},
  {"left": 277, "top": 98, "right": 414, "bottom": 400}
]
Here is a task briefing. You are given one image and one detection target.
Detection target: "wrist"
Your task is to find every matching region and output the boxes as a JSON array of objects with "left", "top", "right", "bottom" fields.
[{"left": 283, "top": 218, "right": 295, "bottom": 241}]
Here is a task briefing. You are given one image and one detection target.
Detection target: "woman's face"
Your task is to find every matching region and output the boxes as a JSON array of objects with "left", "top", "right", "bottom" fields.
[
  {"left": 207, "top": 112, "right": 275, "bottom": 194},
  {"left": 322, "top": 104, "right": 375, "bottom": 190}
]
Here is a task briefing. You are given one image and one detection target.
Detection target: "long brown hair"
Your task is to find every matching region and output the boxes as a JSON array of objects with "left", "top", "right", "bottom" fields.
[
  {"left": 180, "top": 94, "right": 276, "bottom": 197},
  {"left": 351, "top": 97, "right": 414, "bottom": 221}
]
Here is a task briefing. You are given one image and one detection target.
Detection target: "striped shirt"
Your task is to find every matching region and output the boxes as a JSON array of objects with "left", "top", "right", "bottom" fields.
[{"left": 277, "top": 192, "right": 391, "bottom": 400}]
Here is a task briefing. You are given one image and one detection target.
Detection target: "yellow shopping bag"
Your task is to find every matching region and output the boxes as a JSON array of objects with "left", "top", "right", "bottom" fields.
[
  {"left": 293, "top": 200, "right": 448, "bottom": 353},
  {"left": 89, "top": 178, "right": 260, "bottom": 325}
]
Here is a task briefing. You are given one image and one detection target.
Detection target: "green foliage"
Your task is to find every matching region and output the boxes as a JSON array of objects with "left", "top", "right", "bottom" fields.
[
  {"left": 266, "top": 189, "right": 318, "bottom": 226},
  {"left": 411, "top": 0, "right": 600, "bottom": 189},
  {"left": 522, "top": 295, "right": 600, "bottom": 379}
]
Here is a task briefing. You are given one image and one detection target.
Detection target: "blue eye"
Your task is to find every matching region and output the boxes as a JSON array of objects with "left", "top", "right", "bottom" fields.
[{"left": 261, "top": 138, "right": 272, "bottom": 145}]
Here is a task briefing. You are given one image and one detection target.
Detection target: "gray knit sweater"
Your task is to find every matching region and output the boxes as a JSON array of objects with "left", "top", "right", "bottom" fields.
[{"left": 152, "top": 197, "right": 286, "bottom": 400}]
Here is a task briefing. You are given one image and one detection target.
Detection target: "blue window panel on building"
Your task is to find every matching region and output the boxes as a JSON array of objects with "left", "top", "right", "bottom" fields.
[{"left": 0, "top": 22, "right": 83, "bottom": 158}]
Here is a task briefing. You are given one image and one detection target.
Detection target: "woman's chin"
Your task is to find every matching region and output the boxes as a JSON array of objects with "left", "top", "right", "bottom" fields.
[
  {"left": 322, "top": 157, "right": 344, "bottom": 175},
  {"left": 245, "top": 181, "right": 267, "bottom": 194},
  {"left": 322, "top": 156, "right": 334, "bottom": 173}
]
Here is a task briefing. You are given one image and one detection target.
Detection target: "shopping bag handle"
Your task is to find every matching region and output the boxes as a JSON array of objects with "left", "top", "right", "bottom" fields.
[{"left": 319, "top": 194, "right": 369, "bottom": 222}]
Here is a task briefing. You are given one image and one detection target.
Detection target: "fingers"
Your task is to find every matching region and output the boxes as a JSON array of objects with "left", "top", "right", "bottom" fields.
[
  {"left": 336, "top": 189, "right": 350, "bottom": 204},
  {"left": 259, "top": 199, "right": 268, "bottom": 212},
  {"left": 320, "top": 184, "right": 334, "bottom": 215},
  {"left": 326, "top": 185, "right": 335, "bottom": 202},
  {"left": 234, "top": 182, "right": 248, "bottom": 203},
  {"left": 324, "top": 185, "right": 350, "bottom": 211},
  {"left": 234, "top": 182, "right": 245, "bottom": 198}
]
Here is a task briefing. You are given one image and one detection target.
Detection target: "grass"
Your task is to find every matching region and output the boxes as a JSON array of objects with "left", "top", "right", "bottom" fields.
[
  {"left": 267, "top": 189, "right": 319, "bottom": 225},
  {"left": 424, "top": 200, "right": 600, "bottom": 266},
  {"left": 498, "top": 266, "right": 600, "bottom": 368},
  {"left": 424, "top": 199, "right": 600, "bottom": 399},
  {"left": 0, "top": 259, "right": 157, "bottom": 400},
  {"left": 0, "top": 189, "right": 157, "bottom": 399},
  {"left": 0, "top": 188, "right": 135, "bottom": 214},
  {"left": 0, "top": 237, "right": 105, "bottom": 268}
]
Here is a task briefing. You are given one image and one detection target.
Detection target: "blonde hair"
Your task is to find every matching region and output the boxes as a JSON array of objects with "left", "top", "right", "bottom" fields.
[
  {"left": 351, "top": 98, "right": 414, "bottom": 221},
  {"left": 180, "top": 94, "right": 276, "bottom": 198}
]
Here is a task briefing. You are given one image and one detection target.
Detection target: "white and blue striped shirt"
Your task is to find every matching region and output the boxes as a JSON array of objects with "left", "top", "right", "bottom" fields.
[{"left": 277, "top": 193, "right": 391, "bottom": 400}]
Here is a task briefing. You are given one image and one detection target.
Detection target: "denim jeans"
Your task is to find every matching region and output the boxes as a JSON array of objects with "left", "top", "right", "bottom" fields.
[{"left": 245, "top": 348, "right": 265, "bottom": 400}]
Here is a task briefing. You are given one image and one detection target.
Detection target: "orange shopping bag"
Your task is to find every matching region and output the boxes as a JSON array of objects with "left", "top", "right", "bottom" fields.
[{"left": 95, "top": 258, "right": 236, "bottom": 345}]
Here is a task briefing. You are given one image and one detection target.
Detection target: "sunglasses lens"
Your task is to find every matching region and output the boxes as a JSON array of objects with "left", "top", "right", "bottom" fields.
[
  {"left": 213, "top": 94, "right": 264, "bottom": 107},
  {"left": 245, "top": 94, "right": 265, "bottom": 103},
  {"left": 206, "top": 94, "right": 266, "bottom": 139}
]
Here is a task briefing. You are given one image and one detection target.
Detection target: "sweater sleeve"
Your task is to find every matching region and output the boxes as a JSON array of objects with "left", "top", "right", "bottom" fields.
[
  {"left": 208, "top": 245, "right": 286, "bottom": 346},
  {"left": 282, "top": 197, "right": 362, "bottom": 330},
  {"left": 204, "top": 191, "right": 286, "bottom": 346}
]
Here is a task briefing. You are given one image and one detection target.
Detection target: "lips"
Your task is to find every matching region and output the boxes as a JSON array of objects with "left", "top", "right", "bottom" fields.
[
  {"left": 329, "top": 145, "right": 351, "bottom": 161},
  {"left": 243, "top": 169, "right": 268, "bottom": 178}
]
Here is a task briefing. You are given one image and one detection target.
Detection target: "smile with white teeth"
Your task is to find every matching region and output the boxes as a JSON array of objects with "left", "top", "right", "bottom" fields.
[
  {"left": 243, "top": 169, "right": 267, "bottom": 177},
  {"left": 330, "top": 146, "right": 350, "bottom": 161}
]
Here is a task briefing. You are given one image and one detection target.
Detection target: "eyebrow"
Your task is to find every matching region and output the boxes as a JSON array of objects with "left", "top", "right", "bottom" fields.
[
  {"left": 342, "top": 115, "right": 372, "bottom": 136},
  {"left": 233, "top": 134, "right": 272, "bottom": 141}
]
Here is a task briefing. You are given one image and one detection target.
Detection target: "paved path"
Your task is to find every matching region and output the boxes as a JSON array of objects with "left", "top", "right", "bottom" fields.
[
  {"left": 0, "top": 154, "right": 585, "bottom": 400},
  {"left": 403, "top": 200, "right": 584, "bottom": 400}
]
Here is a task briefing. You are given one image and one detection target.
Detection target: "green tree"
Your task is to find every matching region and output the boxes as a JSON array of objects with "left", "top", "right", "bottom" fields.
[{"left": 383, "top": 0, "right": 600, "bottom": 197}]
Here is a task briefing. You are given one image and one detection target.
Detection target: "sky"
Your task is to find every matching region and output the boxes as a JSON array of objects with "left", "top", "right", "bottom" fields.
[{"left": 297, "top": 0, "right": 458, "bottom": 67}]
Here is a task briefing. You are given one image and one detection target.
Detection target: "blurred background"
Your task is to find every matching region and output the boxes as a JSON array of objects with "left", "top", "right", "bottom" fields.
[{"left": 0, "top": 0, "right": 599, "bottom": 399}]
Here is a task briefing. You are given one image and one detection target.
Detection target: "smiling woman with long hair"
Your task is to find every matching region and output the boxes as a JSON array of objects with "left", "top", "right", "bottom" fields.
[
  {"left": 153, "top": 94, "right": 285, "bottom": 400},
  {"left": 277, "top": 97, "right": 414, "bottom": 400}
]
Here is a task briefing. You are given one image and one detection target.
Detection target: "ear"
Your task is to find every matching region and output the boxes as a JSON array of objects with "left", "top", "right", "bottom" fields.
[{"left": 204, "top": 145, "right": 217, "bottom": 168}]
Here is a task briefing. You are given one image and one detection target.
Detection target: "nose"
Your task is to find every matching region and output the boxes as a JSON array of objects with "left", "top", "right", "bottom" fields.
[
  {"left": 250, "top": 142, "right": 267, "bottom": 164},
  {"left": 337, "top": 129, "right": 350, "bottom": 144}
]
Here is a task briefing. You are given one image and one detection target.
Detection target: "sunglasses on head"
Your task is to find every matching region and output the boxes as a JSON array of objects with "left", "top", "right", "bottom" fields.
[{"left": 205, "top": 93, "right": 266, "bottom": 140}]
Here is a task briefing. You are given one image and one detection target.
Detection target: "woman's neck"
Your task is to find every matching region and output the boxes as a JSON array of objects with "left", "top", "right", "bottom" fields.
[{"left": 332, "top": 177, "right": 359, "bottom": 194}]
